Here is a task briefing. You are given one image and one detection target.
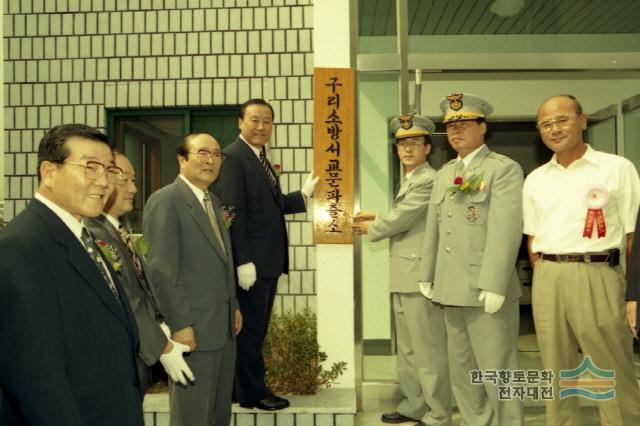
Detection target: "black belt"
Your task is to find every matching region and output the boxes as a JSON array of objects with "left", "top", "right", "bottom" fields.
[{"left": 540, "top": 248, "right": 620, "bottom": 266}]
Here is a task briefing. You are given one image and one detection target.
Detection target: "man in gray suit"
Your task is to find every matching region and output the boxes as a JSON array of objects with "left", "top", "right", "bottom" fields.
[
  {"left": 144, "top": 133, "right": 242, "bottom": 426},
  {"left": 354, "top": 115, "right": 451, "bottom": 426},
  {"left": 420, "top": 94, "right": 524, "bottom": 425},
  {"left": 85, "top": 151, "right": 194, "bottom": 395}
]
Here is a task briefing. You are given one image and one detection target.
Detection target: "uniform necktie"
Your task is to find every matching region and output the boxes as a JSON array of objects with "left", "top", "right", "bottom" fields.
[
  {"left": 203, "top": 193, "right": 227, "bottom": 256},
  {"left": 81, "top": 227, "right": 121, "bottom": 303},
  {"left": 455, "top": 159, "right": 466, "bottom": 178},
  {"left": 117, "top": 223, "right": 161, "bottom": 316},
  {"left": 259, "top": 146, "right": 278, "bottom": 191}
]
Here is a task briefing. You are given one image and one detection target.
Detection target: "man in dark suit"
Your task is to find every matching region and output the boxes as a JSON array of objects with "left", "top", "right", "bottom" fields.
[
  {"left": 213, "top": 98, "right": 318, "bottom": 410},
  {"left": 85, "top": 151, "right": 195, "bottom": 395},
  {"left": 144, "top": 133, "right": 242, "bottom": 426},
  {"left": 0, "top": 124, "right": 143, "bottom": 425}
]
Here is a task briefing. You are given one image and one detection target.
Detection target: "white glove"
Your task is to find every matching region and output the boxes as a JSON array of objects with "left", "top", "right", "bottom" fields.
[
  {"left": 418, "top": 282, "right": 434, "bottom": 299},
  {"left": 159, "top": 322, "right": 171, "bottom": 339},
  {"left": 478, "top": 290, "right": 505, "bottom": 314},
  {"left": 237, "top": 262, "right": 257, "bottom": 291},
  {"left": 301, "top": 172, "right": 320, "bottom": 198},
  {"left": 159, "top": 340, "right": 195, "bottom": 385}
]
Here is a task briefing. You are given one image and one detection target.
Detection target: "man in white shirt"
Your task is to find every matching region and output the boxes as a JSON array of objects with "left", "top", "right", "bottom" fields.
[
  {"left": 85, "top": 151, "right": 194, "bottom": 395},
  {"left": 0, "top": 124, "right": 144, "bottom": 425},
  {"left": 354, "top": 115, "right": 451, "bottom": 426},
  {"left": 524, "top": 94, "right": 640, "bottom": 426}
]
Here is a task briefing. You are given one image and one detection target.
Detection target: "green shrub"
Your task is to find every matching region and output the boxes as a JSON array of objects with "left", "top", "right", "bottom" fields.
[{"left": 263, "top": 308, "right": 347, "bottom": 394}]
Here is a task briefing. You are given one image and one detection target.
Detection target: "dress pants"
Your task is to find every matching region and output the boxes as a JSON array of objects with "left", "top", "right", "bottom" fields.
[
  {"left": 168, "top": 336, "right": 236, "bottom": 426},
  {"left": 532, "top": 260, "right": 640, "bottom": 426},
  {"left": 444, "top": 300, "right": 523, "bottom": 426},
  {"left": 234, "top": 277, "right": 278, "bottom": 402},
  {"left": 393, "top": 293, "right": 452, "bottom": 425}
]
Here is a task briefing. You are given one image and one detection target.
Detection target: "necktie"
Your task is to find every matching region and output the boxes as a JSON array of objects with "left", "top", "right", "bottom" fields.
[
  {"left": 81, "top": 228, "right": 121, "bottom": 303},
  {"left": 455, "top": 159, "right": 465, "bottom": 178},
  {"left": 117, "top": 224, "right": 161, "bottom": 316},
  {"left": 203, "top": 193, "right": 227, "bottom": 256},
  {"left": 259, "top": 146, "right": 278, "bottom": 191}
]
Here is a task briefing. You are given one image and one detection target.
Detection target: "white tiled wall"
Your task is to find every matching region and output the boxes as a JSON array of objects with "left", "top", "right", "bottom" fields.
[{"left": 3, "top": 0, "right": 316, "bottom": 312}]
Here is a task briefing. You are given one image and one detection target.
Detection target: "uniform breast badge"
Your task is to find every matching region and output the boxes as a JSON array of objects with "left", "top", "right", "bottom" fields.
[{"left": 466, "top": 204, "right": 479, "bottom": 223}]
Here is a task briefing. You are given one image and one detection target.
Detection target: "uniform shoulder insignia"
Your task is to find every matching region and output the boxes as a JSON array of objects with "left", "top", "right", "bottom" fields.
[{"left": 488, "top": 152, "right": 507, "bottom": 161}]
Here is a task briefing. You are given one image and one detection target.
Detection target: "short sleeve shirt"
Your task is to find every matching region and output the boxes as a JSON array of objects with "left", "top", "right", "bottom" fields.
[{"left": 523, "top": 145, "right": 640, "bottom": 253}]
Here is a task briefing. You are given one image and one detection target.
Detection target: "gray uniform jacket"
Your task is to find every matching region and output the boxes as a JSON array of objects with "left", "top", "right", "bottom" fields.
[
  {"left": 86, "top": 215, "right": 167, "bottom": 366},
  {"left": 368, "top": 162, "right": 435, "bottom": 293},
  {"left": 421, "top": 145, "right": 523, "bottom": 306},
  {"left": 144, "top": 177, "right": 238, "bottom": 352}
]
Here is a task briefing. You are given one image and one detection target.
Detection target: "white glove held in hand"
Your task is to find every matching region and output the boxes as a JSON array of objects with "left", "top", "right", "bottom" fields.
[
  {"left": 159, "top": 340, "right": 195, "bottom": 385},
  {"left": 418, "top": 282, "right": 434, "bottom": 300},
  {"left": 237, "top": 262, "right": 257, "bottom": 291},
  {"left": 478, "top": 290, "right": 505, "bottom": 314},
  {"left": 159, "top": 322, "right": 171, "bottom": 339},
  {"left": 301, "top": 172, "right": 320, "bottom": 198}
]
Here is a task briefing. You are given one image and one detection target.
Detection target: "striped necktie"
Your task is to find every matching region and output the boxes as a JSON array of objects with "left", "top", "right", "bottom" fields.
[
  {"left": 203, "top": 193, "right": 227, "bottom": 256},
  {"left": 259, "top": 146, "right": 278, "bottom": 190},
  {"left": 81, "top": 228, "right": 121, "bottom": 303}
]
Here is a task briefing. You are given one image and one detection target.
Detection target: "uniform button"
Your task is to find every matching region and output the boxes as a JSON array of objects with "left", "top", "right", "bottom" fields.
[
  {"left": 445, "top": 247, "right": 451, "bottom": 253},
  {"left": 446, "top": 229, "right": 452, "bottom": 235},
  {"left": 133, "top": 379, "right": 139, "bottom": 387},
  {"left": 447, "top": 212, "right": 453, "bottom": 218}
]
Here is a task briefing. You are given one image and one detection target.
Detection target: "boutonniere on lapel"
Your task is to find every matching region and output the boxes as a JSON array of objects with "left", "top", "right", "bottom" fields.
[
  {"left": 272, "top": 163, "right": 283, "bottom": 177},
  {"left": 220, "top": 206, "right": 237, "bottom": 229},
  {"left": 447, "top": 172, "right": 487, "bottom": 195},
  {"left": 131, "top": 235, "right": 150, "bottom": 258},
  {"left": 95, "top": 240, "right": 122, "bottom": 272}
]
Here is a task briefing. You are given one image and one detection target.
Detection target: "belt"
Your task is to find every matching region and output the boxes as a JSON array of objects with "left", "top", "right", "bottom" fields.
[{"left": 540, "top": 253, "right": 609, "bottom": 263}]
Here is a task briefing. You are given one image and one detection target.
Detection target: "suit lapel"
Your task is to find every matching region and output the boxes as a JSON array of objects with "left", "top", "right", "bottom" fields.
[
  {"left": 175, "top": 178, "right": 228, "bottom": 263},
  {"left": 30, "top": 201, "right": 134, "bottom": 334}
]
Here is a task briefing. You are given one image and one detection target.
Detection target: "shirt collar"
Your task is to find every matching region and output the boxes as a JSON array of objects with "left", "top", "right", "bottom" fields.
[
  {"left": 35, "top": 192, "right": 85, "bottom": 241},
  {"left": 103, "top": 213, "right": 120, "bottom": 229},
  {"left": 457, "top": 144, "right": 486, "bottom": 168},
  {"left": 240, "top": 134, "right": 263, "bottom": 158},
  {"left": 179, "top": 174, "right": 207, "bottom": 207},
  {"left": 549, "top": 144, "right": 597, "bottom": 168}
]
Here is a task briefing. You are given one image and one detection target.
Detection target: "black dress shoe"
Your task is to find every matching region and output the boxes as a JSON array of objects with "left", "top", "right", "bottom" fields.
[
  {"left": 239, "top": 395, "right": 290, "bottom": 411},
  {"left": 381, "top": 411, "right": 418, "bottom": 423}
]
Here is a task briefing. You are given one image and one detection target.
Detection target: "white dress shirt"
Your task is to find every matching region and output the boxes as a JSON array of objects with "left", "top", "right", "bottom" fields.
[{"left": 523, "top": 145, "right": 640, "bottom": 254}]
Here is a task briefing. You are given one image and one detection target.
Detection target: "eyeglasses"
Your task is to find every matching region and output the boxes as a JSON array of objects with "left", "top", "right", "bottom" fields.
[
  {"left": 536, "top": 114, "right": 578, "bottom": 132},
  {"left": 114, "top": 171, "right": 136, "bottom": 186},
  {"left": 59, "top": 160, "right": 123, "bottom": 183},
  {"left": 191, "top": 150, "right": 224, "bottom": 162},
  {"left": 396, "top": 140, "right": 425, "bottom": 149}
]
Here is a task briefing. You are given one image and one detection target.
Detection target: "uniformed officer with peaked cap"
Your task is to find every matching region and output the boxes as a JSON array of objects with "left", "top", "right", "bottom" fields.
[{"left": 420, "top": 93, "right": 525, "bottom": 425}]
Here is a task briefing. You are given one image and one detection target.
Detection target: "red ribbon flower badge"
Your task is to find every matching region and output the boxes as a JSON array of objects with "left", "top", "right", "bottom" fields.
[
  {"left": 272, "top": 163, "right": 283, "bottom": 177},
  {"left": 583, "top": 184, "right": 608, "bottom": 239}
]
